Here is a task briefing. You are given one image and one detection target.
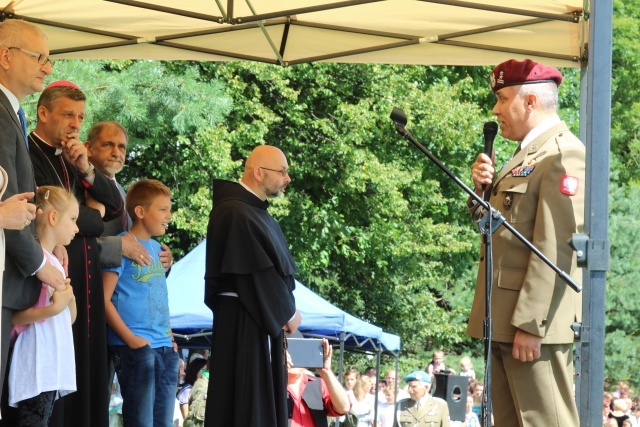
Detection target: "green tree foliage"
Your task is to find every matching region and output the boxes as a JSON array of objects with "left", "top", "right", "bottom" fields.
[
  {"left": 605, "top": 180, "right": 640, "bottom": 388},
  {"left": 598, "top": 0, "right": 640, "bottom": 390},
  {"left": 610, "top": 0, "right": 640, "bottom": 183}
]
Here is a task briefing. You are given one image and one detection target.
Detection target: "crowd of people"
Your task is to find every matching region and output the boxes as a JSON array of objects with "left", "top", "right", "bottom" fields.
[
  {"left": 603, "top": 381, "right": 640, "bottom": 427},
  {"left": 335, "top": 350, "right": 481, "bottom": 427},
  {"left": 0, "top": 13, "right": 587, "bottom": 427},
  {"left": 282, "top": 350, "right": 484, "bottom": 427},
  {"left": 170, "top": 346, "right": 482, "bottom": 427}
]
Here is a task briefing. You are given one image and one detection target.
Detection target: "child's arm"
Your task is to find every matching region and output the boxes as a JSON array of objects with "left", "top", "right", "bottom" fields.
[
  {"left": 52, "top": 285, "right": 77, "bottom": 324},
  {"left": 13, "top": 279, "right": 73, "bottom": 326},
  {"left": 103, "top": 271, "right": 150, "bottom": 349},
  {"left": 68, "top": 291, "right": 77, "bottom": 324}
]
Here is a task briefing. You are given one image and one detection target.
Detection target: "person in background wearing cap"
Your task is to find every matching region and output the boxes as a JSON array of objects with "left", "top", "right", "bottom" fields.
[
  {"left": 286, "top": 338, "right": 350, "bottom": 427},
  {"left": 0, "top": 19, "right": 68, "bottom": 411},
  {"left": 396, "top": 371, "right": 450, "bottom": 427},
  {"left": 467, "top": 58, "right": 584, "bottom": 427},
  {"left": 24, "top": 81, "right": 125, "bottom": 427}
]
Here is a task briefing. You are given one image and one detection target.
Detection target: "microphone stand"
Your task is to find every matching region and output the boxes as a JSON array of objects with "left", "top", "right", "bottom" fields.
[{"left": 389, "top": 108, "right": 581, "bottom": 427}]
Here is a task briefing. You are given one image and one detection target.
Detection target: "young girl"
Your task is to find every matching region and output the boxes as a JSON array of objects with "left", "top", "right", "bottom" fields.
[
  {"left": 426, "top": 349, "right": 455, "bottom": 375},
  {"left": 8, "top": 186, "right": 78, "bottom": 426}
]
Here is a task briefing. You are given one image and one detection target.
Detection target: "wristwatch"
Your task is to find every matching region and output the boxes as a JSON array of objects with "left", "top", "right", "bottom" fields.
[{"left": 81, "top": 162, "right": 95, "bottom": 178}]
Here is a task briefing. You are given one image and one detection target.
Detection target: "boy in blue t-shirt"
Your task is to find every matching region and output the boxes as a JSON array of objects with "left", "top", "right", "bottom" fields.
[{"left": 103, "top": 179, "right": 179, "bottom": 427}]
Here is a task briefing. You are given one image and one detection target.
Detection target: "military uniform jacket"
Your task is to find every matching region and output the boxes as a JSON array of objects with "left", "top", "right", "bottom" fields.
[
  {"left": 467, "top": 121, "right": 584, "bottom": 344},
  {"left": 395, "top": 395, "right": 450, "bottom": 427}
]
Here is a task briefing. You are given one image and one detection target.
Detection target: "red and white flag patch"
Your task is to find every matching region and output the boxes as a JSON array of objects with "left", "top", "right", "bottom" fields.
[{"left": 560, "top": 174, "right": 579, "bottom": 196}]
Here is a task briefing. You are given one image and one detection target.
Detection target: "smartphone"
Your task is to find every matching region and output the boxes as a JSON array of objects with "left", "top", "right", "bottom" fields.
[{"left": 287, "top": 338, "right": 324, "bottom": 368}]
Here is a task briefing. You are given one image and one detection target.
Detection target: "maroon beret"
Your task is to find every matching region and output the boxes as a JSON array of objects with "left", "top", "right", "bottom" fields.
[{"left": 490, "top": 59, "right": 562, "bottom": 93}]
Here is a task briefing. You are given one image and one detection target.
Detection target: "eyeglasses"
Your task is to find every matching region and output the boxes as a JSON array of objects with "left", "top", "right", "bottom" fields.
[
  {"left": 9, "top": 47, "right": 55, "bottom": 66},
  {"left": 260, "top": 166, "right": 290, "bottom": 177}
]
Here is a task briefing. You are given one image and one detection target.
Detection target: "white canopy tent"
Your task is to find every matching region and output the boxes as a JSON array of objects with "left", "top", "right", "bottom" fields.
[
  {"left": 5, "top": 0, "right": 584, "bottom": 67},
  {"left": 0, "top": 1, "right": 612, "bottom": 425}
]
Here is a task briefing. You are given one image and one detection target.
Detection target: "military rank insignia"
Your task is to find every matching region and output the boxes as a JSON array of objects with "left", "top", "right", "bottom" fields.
[
  {"left": 511, "top": 165, "right": 535, "bottom": 177},
  {"left": 560, "top": 174, "right": 579, "bottom": 196}
]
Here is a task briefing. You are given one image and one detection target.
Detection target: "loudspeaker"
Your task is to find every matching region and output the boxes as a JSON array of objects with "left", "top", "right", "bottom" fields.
[{"left": 432, "top": 374, "right": 468, "bottom": 422}]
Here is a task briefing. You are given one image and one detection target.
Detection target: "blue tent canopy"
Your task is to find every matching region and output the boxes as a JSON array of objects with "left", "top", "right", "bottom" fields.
[{"left": 167, "top": 239, "right": 401, "bottom": 352}]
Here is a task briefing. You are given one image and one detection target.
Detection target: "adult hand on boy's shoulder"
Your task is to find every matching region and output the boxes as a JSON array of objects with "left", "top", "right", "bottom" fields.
[
  {"left": 121, "top": 233, "right": 151, "bottom": 266},
  {"left": 159, "top": 244, "right": 173, "bottom": 273}
]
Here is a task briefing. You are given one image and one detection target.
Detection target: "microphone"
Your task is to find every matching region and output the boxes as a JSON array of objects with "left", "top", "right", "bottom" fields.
[
  {"left": 483, "top": 121, "right": 498, "bottom": 159},
  {"left": 482, "top": 121, "right": 498, "bottom": 192},
  {"left": 390, "top": 107, "right": 408, "bottom": 129}
]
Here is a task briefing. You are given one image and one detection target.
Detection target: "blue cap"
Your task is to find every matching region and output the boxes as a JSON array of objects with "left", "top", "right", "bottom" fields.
[{"left": 404, "top": 371, "right": 431, "bottom": 384}]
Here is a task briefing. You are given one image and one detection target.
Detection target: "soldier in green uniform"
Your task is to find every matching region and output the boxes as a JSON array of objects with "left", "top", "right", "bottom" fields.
[{"left": 395, "top": 371, "right": 450, "bottom": 427}]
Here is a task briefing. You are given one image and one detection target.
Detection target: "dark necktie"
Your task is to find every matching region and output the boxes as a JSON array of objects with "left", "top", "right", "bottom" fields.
[
  {"left": 116, "top": 181, "right": 131, "bottom": 231},
  {"left": 17, "top": 107, "right": 28, "bottom": 147}
]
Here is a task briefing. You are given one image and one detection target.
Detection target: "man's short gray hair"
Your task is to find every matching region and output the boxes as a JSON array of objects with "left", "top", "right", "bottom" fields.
[
  {"left": 517, "top": 81, "right": 559, "bottom": 112},
  {"left": 0, "top": 20, "right": 47, "bottom": 48},
  {"left": 87, "top": 121, "right": 129, "bottom": 145}
]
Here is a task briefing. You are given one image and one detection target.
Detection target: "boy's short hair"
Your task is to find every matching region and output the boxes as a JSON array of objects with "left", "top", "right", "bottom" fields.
[{"left": 126, "top": 179, "right": 172, "bottom": 220}]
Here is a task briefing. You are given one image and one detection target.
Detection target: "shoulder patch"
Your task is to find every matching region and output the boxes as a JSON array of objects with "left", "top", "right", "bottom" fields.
[{"left": 560, "top": 174, "right": 579, "bottom": 196}]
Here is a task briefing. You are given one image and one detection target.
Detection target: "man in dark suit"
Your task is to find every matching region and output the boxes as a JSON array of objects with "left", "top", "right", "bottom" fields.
[
  {"left": 468, "top": 59, "right": 584, "bottom": 426},
  {"left": 0, "top": 19, "right": 66, "bottom": 401},
  {"left": 85, "top": 121, "right": 174, "bottom": 270}
]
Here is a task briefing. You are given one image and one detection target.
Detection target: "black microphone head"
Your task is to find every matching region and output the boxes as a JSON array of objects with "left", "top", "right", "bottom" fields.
[
  {"left": 483, "top": 121, "right": 498, "bottom": 139},
  {"left": 390, "top": 107, "right": 408, "bottom": 128}
]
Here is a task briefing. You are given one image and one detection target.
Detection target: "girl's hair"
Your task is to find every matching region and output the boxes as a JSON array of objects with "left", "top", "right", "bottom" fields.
[
  {"left": 35, "top": 186, "right": 78, "bottom": 238},
  {"left": 184, "top": 357, "right": 208, "bottom": 387}
]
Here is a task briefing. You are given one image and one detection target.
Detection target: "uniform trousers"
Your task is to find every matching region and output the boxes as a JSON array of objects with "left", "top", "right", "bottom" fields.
[{"left": 491, "top": 341, "right": 578, "bottom": 427}]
